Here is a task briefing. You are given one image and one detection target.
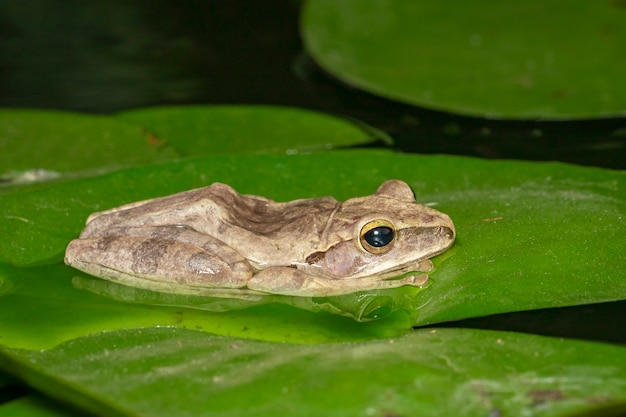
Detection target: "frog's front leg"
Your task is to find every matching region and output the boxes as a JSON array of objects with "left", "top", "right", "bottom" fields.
[
  {"left": 65, "top": 226, "right": 253, "bottom": 293},
  {"left": 247, "top": 267, "right": 429, "bottom": 297}
]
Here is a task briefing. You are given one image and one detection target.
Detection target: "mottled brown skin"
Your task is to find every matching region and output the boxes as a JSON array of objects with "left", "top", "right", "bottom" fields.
[{"left": 64, "top": 180, "right": 455, "bottom": 297}]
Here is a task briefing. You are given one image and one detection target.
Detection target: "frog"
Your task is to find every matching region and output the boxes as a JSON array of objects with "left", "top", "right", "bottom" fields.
[{"left": 64, "top": 180, "right": 455, "bottom": 297}]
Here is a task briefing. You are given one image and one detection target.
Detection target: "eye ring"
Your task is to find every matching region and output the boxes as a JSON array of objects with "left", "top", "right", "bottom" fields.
[{"left": 359, "top": 219, "right": 396, "bottom": 254}]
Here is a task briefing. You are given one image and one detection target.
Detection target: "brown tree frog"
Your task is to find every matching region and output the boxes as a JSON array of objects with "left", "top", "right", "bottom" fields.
[{"left": 65, "top": 180, "right": 455, "bottom": 297}]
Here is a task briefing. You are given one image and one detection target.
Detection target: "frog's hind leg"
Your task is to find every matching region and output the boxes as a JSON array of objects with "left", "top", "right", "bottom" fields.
[
  {"left": 65, "top": 226, "right": 253, "bottom": 294},
  {"left": 247, "top": 267, "right": 429, "bottom": 297}
]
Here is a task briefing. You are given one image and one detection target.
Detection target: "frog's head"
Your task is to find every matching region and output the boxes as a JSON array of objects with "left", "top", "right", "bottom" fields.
[{"left": 307, "top": 180, "right": 455, "bottom": 279}]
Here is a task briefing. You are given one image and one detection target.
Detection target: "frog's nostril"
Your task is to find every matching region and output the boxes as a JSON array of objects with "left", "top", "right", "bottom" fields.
[{"left": 435, "top": 226, "right": 454, "bottom": 239}]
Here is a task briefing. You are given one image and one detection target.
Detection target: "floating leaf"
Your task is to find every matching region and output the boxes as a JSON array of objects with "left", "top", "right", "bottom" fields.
[
  {"left": 0, "top": 109, "right": 176, "bottom": 178},
  {"left": 0, "top": 151, "right": 623, "bottom": 350},
  {"left": 2, "top": 327, "right": 626, "bottom": 417},
  {"left": 118, "top": 105, "right": 390, "bottom": 155},
  {"left": 0, "top": 106, "right": 384, "bottom": 188},
  {"left": 301, "top": 0, "right": 626, "bottom": 119}
]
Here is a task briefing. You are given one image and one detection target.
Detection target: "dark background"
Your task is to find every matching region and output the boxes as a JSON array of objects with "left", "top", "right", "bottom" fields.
[
  {"left": 2, "top": 1, "right": 625, "bottom": 168},
  {"left": 1, "top": 0, "right": 624, "bottom": 343}
]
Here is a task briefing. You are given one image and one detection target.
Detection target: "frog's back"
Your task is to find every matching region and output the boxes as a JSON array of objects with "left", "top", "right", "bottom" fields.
[
  {"left": 80, "top": 184, "right": 232, "bottom": 237},
  {"left": 205, "top": 184, "right": 341, "bottom": 264},
  {"left": 80, "top": 183, "right": 340, "bottom": 264}
]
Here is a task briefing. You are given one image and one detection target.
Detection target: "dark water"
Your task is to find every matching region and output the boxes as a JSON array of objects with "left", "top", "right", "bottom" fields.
[
  {"left": 2, "top": 1, "right": 625, "bottom": 168},
  {"left": 1, "top": 1, "right": 624, "bottom": 344}
]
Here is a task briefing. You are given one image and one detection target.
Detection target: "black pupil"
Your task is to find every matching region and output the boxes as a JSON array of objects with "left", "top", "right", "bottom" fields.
[{"left": 364, "top": 226, "right": 394, "bottom": 247}]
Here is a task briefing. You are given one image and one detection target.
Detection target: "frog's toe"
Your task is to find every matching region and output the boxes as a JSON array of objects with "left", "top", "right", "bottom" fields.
[
  {"left": 401, "top": 273, "right": 429, "bottom": 287},
  {"left": 411, "top": 259, "right": 433, "bottom": 272}
]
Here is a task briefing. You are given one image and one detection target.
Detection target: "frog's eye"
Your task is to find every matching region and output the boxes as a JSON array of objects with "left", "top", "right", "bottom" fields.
[{"left": 359, "top": 220, "right": 396, "bottom": 254}]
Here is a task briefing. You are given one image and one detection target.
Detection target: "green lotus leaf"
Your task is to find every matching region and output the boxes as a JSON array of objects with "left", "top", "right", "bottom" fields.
[
  {"left": 301, "top": 0, "right": 626, "bottom": 119},
  {"left": 0, "top": 109, "right": 177, "bottom": 180},
  {"left": 117, "top": 105, "right": 390, "bottom": 155},
  {"left": 2, "top": 327, "right": 625, "bottom": 417},
  {"left": 1, "top": 104, "right": 625, "bottom": 417},
  {"left": 0, "top": 106, "right": 385, "bottom": 189},
  {"left": 0, "top": 151, "right": 623, "bottom": 351}
]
